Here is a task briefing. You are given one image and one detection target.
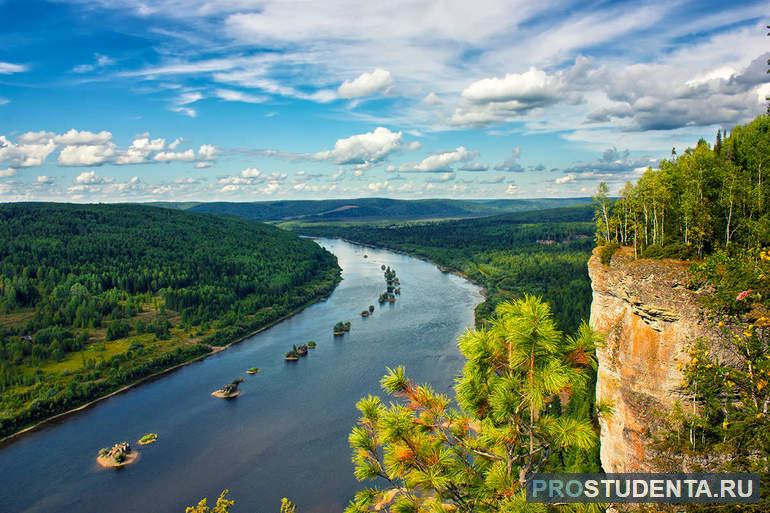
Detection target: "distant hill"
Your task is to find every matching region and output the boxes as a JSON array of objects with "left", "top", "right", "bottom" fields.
[{"left": 184, "top": 197, "right": 592, "bottom": 222}]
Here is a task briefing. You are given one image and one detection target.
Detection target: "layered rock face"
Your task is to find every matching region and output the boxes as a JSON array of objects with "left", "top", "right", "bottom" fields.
[{"left": 588, "top": 247, "right": 715, "bottom": 472}]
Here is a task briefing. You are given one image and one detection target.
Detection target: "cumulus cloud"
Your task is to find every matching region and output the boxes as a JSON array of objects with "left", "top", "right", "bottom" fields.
[
  {"left": 54, "top": 129, "right": 113, "bottom": 145},
  {"left": 0, "top": 168, "right": 16, "bottom": 177},
  {"left": 59, "top": 143, "right": 117, "bottom": 166},
  {"left": 0, "top": 135, "right": 57, "bottom": 168},
  {"left": 198, "top": 144, "right": 218, "bottom": 161},
  {"left": 116, "top": 135, "right": 166, "bottom": 164},
  {"left": 402, "top": 146, "right": 477, "bottom": 173},
  {"left": 154, "top": 149, "right": 196, "bottom": 162},
  {"left": 561, "top": 147, "right": 656, "bottom": 176},
  {"left": 74, "top": 170, "right": 112, "bottom": 185},
  {"left": 452, "top": 68, "right": 564, "bottom": 126},
  {"left": 36, "top": 175, "right": 55, "bottom": 184},
  {"left": 314, "top": 127, "right": 405, "bottom": 165},
  {"left": 586, "top": 51, "right": 770, "bottom": 131},
  {"left": 338, "top": 68, "right": 393, "bottom": 99}
]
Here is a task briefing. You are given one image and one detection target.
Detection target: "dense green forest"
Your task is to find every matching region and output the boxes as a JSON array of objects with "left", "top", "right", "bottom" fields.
[
  {"left": 186, "top": 197, "right": 591, "bottom": 223},
  {"left": 294, "top": 205, "right": 595, "bottom": 332},
  {"left": 596, "top": 114, "right": 770, "bottom": 511},
  {"left": 596, "top": 115, "right": 769, "bottom": 258},
  {"left": 0, "top": 204, "right": 340, "bottom": 438}
]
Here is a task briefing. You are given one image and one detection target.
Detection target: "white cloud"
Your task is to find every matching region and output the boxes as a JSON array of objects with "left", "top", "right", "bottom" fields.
[
  {"left": 338, "top": 68, "right": 393, "bottom": 99},
  {"left": 17, "top": 131, "right": 55, "bottom": 144},
  {"left": 116, "top": 135, "right": 166, "bottom": 164},
  {"left": 54, "top": 129, "right": 113, "bottom": 145},
  {"left": 403, "top": 146, "right": 477, "bottom": 173},
  {"left": 178, "top": 91, "right": 203, "bottom": 105},
  {"left": 423, "top": 92, "right": 442, "bottom": 105},
  {"left": 0, "top": 136, "right": 57, "bottom": 168},
  {"left": 452, "top": 68, "right": 565, "bottom": 126},
  {"left": 154, "top": 149, "right": 196, "bottom": 162},
  {"left": 58, "top": 143, "right": 117, "bottom": 166},
  {"left": 73, "top": 53, "right": 114, "bottom": 73},
  {"left": 241, "top": 167, "right": 261, "bottom": 178},
  {"left": 74, "top": 170, "right": 111, "bottom": 185},
  {"left": 36, "top": 175, "right": 55, "bottom": 184},
  {"left": 505, "top": 184, "right": 520, "bottom": 194},
  {"left": 0, "top": 62, "right": 27, "bottom": 74},
  {"left": 314, "top": 127, "right": 404, "bottom": 165},
  {"left": 197, "top": 144, "right": 218, "bottom": 161},
  {"left": 0, "top": 168, "right": 16, "bottom": 177},
  {"left": 173, "top": 106, "right": 197, "bottom": 117},
  {"left": 215, "top": 89, "right": 267, "bottom": 103}
]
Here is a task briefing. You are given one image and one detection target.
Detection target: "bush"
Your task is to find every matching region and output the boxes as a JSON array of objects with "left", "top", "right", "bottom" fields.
[
  {"left": 106, "top": 319, "right": 131, "bottom": 341},
  {"left": 599, "top": 242, "right": 619, "bottom": 265}
]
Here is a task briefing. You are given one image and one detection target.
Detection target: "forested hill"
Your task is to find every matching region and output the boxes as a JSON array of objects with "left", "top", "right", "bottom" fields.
[
  {"left": 186, "top": 197, "right": 591, "bottom": 222},
  {"left": 0, "top": 203, "right": 340, "bottom": 437},
  {"left": 294, "top": 205, "right": 595, "bottom": 332}
]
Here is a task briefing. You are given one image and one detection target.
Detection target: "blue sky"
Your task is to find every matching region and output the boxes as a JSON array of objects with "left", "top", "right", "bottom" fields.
[{"left": 0, "top": 0, "right": 767, "bottom": 201}]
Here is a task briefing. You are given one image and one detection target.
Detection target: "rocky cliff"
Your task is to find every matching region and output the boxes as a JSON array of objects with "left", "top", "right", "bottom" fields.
[{"left": 588, "top": 247, "right": 716, "bottom": 472}]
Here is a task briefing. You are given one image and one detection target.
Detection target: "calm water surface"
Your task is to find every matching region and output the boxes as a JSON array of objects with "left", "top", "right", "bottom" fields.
[{"left": 0, "top": 239, "right": 483, "bottom": 513}]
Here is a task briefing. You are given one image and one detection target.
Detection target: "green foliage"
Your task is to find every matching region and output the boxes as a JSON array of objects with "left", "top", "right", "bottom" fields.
[
  {"left": 598, "top": 242, "right": 618, "bottom": 266},
  {"left": 0, "top": 203, "right": 341, "bottom": 437},
  {"left": 295, "top": 206, "right": 594, "bottom": 332},
  {"left": 185, "top": 490, "right": 235, "bottom": 513},
  {"left": 600, "top": 115, "right": 770, "bottom": 257},
  {"left": 343, "top": 296, "right": 602, "bottom": 513}
]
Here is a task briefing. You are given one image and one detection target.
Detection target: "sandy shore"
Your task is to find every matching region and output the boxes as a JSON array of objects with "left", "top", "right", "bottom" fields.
[
  {"left": 211, "top": 389, "right": 241, "bottom": 399},
  {"left": 96, "top": 451, "right": 140, "bottom": 469}
]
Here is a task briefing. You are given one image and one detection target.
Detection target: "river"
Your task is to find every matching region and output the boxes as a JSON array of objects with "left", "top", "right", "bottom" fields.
[{"left": 0, "top": 239, "right": 483, "bottom": 513}]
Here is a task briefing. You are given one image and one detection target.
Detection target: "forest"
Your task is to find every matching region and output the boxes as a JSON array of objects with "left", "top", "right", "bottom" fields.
[
  {"left": 596, "top": 114, "right": 770, "bottom": 511},
  {"left": 0, "top": 204, "right": 341, "bottom": 437},
  {"left": 596, "top": 114, "right": 769, "bottom": 259},
  {"left": 294, "top": 205, "right": 595, "bottom": 332}
]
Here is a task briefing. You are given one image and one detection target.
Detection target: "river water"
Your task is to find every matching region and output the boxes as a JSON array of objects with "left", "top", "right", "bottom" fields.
[{"left": 0, "top": 239, "right": 483, "bottom": 513}]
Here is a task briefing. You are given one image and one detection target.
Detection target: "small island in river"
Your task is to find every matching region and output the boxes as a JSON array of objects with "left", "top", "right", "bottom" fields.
[
  {"left": 211, "top": 379, "right": 243, "bottom": 399},
  {"left": 137, "top": 433, "right": 158, "bottom": 445},
  {"left": 97, "top": 442, "right": 139, "bottom": 468}
]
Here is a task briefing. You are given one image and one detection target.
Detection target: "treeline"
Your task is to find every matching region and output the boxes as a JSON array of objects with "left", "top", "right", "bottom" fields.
[
  {"left": 596, "top": 114, "right": 770, "bottom": 258},
  {"left": 0, "top": 204, "right": 341, "bottom": 437},
  {"left": 296, "top": 205, "right": 595, "bottom": 332}
]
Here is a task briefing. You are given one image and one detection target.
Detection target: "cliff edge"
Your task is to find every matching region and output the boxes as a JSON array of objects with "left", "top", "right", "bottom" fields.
[{"left": 588, "top": 247, "right": 715, "bottom": 472}]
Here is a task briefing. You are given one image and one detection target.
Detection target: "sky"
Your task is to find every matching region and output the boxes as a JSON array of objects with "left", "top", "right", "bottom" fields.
[{"left": 0, "top": 0, "right": 768, "bottom": 202}]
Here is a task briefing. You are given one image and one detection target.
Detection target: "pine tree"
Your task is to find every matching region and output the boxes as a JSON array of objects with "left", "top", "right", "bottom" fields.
[{"left": 342, "top": 296, "right": 601, "bottom": 513}]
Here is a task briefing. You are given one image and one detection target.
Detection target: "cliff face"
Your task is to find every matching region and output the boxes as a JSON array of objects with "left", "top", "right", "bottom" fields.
[{"left": 588, "top": 247, "right": 715, "bottom": 472}]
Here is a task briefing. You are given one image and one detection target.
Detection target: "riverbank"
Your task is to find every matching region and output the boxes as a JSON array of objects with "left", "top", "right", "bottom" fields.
[{"left": 0, "top": 270, "right": 341, "bottom": 447}]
